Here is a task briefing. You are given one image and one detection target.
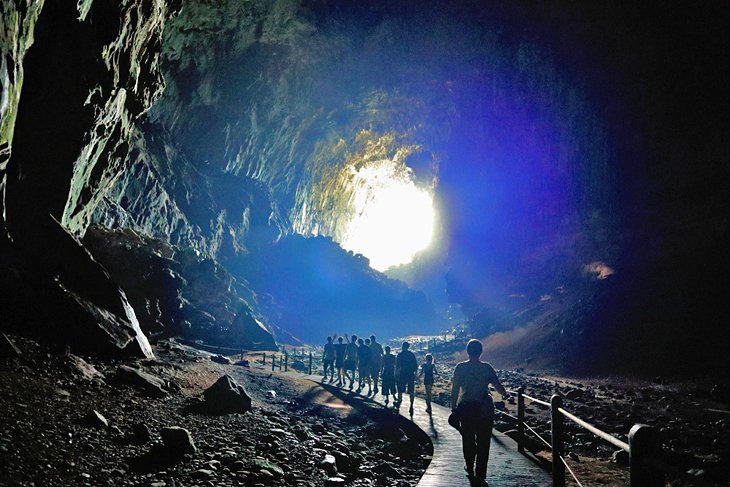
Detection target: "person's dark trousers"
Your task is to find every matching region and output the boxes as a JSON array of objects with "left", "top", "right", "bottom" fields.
[{"left": 460, "top": 414, "right": 494, "bottom": 479}]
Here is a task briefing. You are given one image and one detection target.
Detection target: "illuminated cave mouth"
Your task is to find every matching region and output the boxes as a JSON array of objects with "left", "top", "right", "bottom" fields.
[{"left": 340, "top": 159, "right": 435, "bottom": 272}]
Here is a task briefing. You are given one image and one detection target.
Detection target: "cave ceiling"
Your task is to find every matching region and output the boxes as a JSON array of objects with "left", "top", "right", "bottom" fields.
[{"left": 0, "top": 0, "right": 728, "bottom": 372}]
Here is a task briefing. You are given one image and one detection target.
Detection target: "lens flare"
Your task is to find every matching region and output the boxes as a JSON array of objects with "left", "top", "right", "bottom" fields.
[{"left": 340, "top": 160, "right": 435, "bottom": 271}]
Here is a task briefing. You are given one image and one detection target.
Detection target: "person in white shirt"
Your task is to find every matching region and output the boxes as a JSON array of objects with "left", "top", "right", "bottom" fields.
[{"left": 450, "top": 339, "right": 507, "bottom": 485}]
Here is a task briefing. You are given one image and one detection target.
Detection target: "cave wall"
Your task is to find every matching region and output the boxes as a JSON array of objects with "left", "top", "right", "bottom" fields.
[
  {"left": 0, "top": 0, "right": 181, "bottom": 356},
  {"left": 2, "top": 0, "right": 727, "bottom": 371}
]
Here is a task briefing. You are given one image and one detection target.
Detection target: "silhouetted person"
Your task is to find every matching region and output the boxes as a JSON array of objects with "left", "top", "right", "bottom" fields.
[
  {"left": 334, "top": 336, "right": 346, "bottom": 385},
  {"left": 419, "top": 353, "right": 436, "bottom": 414},
  {"left": 344, "top": 334, "right": 358, "bottom": 389},
  {"left": 381, "top": 345, "right": 396, "bottom": 404},
  {"left": 369, "top": 335, "right": 384, "bottom": 394},
  {"left": 395, "top": 341, "right": 418, "bottom": 415},
  {"left": 450, "top": 339, "right": 507, "bottom": 485},
  {"left": 323, "top": 336, "right": 335, "bottom": 382},
  {"left": 357, "top": 338, "right": 372, "bottom": 393}
]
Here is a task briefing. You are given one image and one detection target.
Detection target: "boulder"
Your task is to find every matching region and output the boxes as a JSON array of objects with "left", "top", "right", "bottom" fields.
[
  {"left": 319, "top": 454, "right": 338, "bottom": 476},
  {"left": 211, "top": 354, "right": 231, "bottom": 365},
  {"left": 373, "top": 462, "right": 400, "bottom": 477},
  {"left": 115, "top": 365, "right": 167, "bottom": 397},
  {"left": 160, "top": 426, "right": 197, "bottom": 456},
  {"left": 331, "top": 451, "right": 352, "bottom": 473},
  {"left": 202, "top": 375, "right": 252, "bottom": 414},
  {"left": 65, "top": 354, "right": 105, "bottom": 381},
  {"left": 250, "top": 459, "right": 284, "bottom": 476}
]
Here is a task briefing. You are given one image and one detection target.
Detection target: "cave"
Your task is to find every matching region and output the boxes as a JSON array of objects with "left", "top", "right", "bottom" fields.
[{"left": 1, "top": 1, "right": 728, "bottom": 486}]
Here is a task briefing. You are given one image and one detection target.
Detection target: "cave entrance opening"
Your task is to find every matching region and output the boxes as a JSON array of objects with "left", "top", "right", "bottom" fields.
[{"left": 340, "top": 159, "right": 435, "bottom": 272}]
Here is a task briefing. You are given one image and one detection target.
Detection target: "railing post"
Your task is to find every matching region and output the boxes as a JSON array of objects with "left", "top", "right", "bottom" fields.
[
  {"left": 271, "top": 355, "right": 275, "bottom": 372},
  {"left": 517, "top": 387, "right": 525, "bottom": 453},
  {"left": 308, "top": 352, "right": 313, "bottom": 375},
  {"left": 284, "top": 351, "right": 288, "bottom": 372},
  {"left": 629, "top": 424, "right": 662, "bottom": 487},
  {"left": 262, "top": 352, "right": 266, "bottom": 364},
  {"left": 550, "top": 395, "right": 565, "bottom": 487},
  {"left": 279, "top": 354, "right": 282, "bottom": 371}
]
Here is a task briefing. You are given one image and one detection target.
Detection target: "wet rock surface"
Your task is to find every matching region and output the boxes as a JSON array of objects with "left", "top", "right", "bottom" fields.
[{"left": 0, "top": 336, "right": 430, "bottom": 486}]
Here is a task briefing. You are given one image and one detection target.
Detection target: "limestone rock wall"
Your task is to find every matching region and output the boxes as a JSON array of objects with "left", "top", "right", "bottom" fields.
[
  {"left": 0, "top": 0, "right": 44, "bottom": 231},
  {"left": 0, "top": 0, "right": 180, "bottom": 357}
]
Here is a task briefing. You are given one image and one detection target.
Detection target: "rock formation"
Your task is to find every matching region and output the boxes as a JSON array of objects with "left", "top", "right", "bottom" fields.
[
  {"left": 0, "top": 0, "right": 727, "bottom": 373},
  {"left": 0, "top": 0, "right": 180, "bottom": 357}
]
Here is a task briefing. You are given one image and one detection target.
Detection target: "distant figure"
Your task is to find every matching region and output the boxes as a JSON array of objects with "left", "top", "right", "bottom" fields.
[
  {"left": 334, "top": 336, "right": 346, "bottom": 385},
  {"left": 450, "top": 339, "right": 507, "bottom": 484},
  {"left": 344, "top": 334, "right": 359, "bottom": 389},
  {"left": 322, "top": 336, "right": 335, "bottom": 382},
  {"left": 395, "top": 341, "right": 418, "bottom": 415},
  {"left": 380, "top": 345, "right": 396, "bottom": 404},
  {"left": 419, "top": 353, "right": 436, "bottom": 413},
  {"left": 358, "top": 338, "right": 372, "bottom": 393},
  {"left": 369, "top": 335, "right": 384, "bottom": 395}
]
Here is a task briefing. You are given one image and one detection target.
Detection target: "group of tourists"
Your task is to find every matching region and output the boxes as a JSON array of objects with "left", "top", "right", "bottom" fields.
[
  {"left": 322, "top": 335, "right": 506, "bottom": 486},
  {"left": 321, "top": 335, "right": 436, "bottom": 415}
]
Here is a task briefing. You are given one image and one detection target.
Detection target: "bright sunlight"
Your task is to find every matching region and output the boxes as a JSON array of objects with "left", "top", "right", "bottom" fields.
[{"left": 340, "top": 159, "right": 435, "bottom": 271}]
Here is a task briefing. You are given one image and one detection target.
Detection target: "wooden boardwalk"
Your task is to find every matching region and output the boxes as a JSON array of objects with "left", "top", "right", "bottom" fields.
[{"left": 284, "top": 372, "right": 550, "bottom": 486}]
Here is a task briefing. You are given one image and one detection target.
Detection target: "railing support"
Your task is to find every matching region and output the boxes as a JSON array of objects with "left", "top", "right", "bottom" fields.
[
  {"left": 279, "top": 354, "right": 283, "bottom": 371},
  {"left": 629, "top": 424, "right": 662, "bottom": 487},
  {"left": 262, "top": 352, "right": 266, "bottom": 364},
  {"left": 517, "top": 386, "right": 525, "bottom": 453},
  {"left": 308, "top": 352, "right": 313, "bottom": 375},
  {"left": 271, "top": 355, "right": 276, "bottom": 372},
  {"left": 284, "top": 351, "right": 288, "bottom": 372},
  {"left": 551, "top": 395, "right": 565, "bottom": 487}
]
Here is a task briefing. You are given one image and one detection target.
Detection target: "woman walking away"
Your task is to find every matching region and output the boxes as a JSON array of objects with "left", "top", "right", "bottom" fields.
[
  {"left": 419, "top": 353, "right": 436, "bottom": 413},
  {"left": 380, "top": 346, "right": 396, "bottom": 404},
  {"left": 322, "top": 336, "right": 336, "bottom": 382},
  {"left": 450, "top": 339, "right": 507, "bottom": 486},
  {"left": 395, "top": 341, "right": 418, "bottom": 415}
]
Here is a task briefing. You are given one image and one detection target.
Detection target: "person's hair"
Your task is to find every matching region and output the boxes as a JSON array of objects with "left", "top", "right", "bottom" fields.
[
  {"left": 425, "top": 353, "right": 433, "bottom": 363},
  {"left": 385, "top": 345, "right": 391, "bottom": 353},
  {"left": 327, "top": 336, "right": 332, "bottom": 342},
  {"left": 358, "top": 338, "right": 364, "bottom": 345},
  {"left": 370, "top": 335, "right": 376, "bottom": 341},
  {"left": 365, "top": 338, "right": 371, "bottom": 345},
  {"left": 351, "top": 334, "right": 358, "bottom": 341},
  {"left": 402, "top": 341, "right": 410, "bottom": 350},
  {"left": 337, "top": 336, "right": 343, "bottom": 343},
  {"left": 466, "top": 339, "right": 483, "bottom": 357}
]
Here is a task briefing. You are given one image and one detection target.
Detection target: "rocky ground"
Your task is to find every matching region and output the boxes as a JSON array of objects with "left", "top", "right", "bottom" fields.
[{"left": 0, "top": 336, "right": 430, "bottom": 487}]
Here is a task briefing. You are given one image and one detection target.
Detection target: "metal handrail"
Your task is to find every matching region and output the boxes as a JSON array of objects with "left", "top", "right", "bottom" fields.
[
  {"left": 499, "top": 387, "right": 662, "bottom": 487},
  {"left": 522, "top": 393, "right": 551, "bottom": 408},
  {"left": 558, "top": 407, "right": 630, "bottom": 452},
  {"left": 266, "top": 360, "right": 662, "bottom": 486}
]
